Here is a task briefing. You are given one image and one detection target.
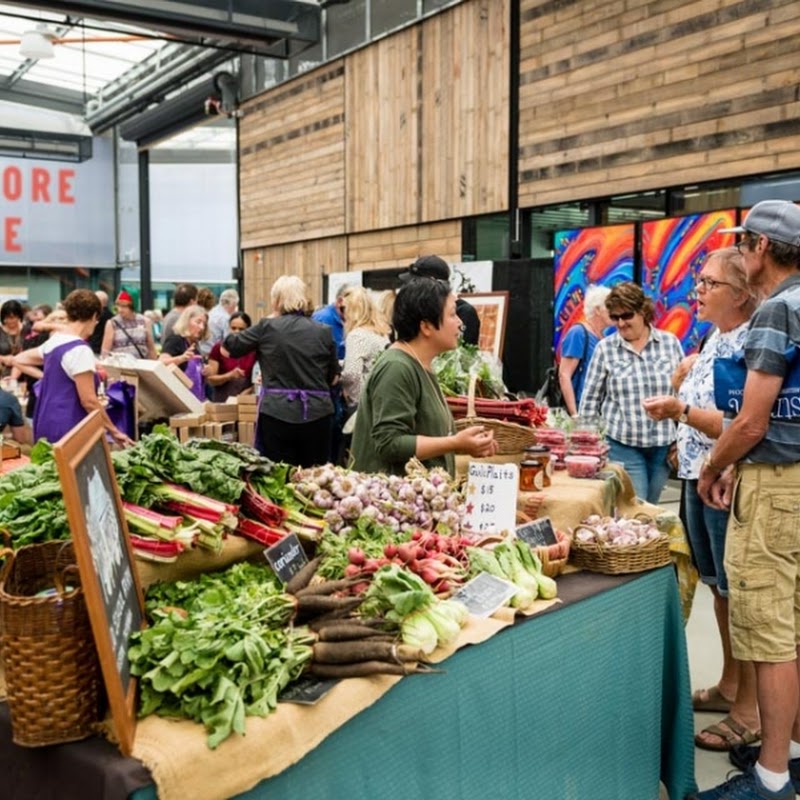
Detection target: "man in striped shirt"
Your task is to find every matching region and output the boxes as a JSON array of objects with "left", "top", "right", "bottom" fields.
[{"left": 697, "top": 200, "right": 800, "bottom": 800}]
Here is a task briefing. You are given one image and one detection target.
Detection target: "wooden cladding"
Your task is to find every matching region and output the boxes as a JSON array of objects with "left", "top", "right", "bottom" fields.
[
  {"left": 239, "top": 63, "right": 346, "bottom": 249},
  {"left": 518, "top": 0, "right": 800, "bottom": 207},
  {"left": 347, "top": 220, "right": 462, "bottom": 270},
  {"left": 238, "top": 0, "right": 509, "bottom": 254},
  {"left": 242, "top": 237, "right": 347, "bottom": 315}
]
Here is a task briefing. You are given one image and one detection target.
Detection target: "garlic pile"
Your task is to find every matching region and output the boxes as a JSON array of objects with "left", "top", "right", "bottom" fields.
[{"left": 573, "top": 514, "right": 663, "bottom": 547}]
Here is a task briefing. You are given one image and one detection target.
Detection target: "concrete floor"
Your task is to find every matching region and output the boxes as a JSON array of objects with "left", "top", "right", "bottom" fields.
[{"left": 659, "top": 481, "right": 740, "bottom": 798}]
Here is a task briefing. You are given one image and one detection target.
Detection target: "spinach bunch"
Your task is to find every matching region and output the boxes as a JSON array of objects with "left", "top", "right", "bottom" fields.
[
  {"left": 0, "top": 461, "right": 70, "bottom": 545},
  {"left": 131, "top": 562, "right": 313, "bottom": 748}
]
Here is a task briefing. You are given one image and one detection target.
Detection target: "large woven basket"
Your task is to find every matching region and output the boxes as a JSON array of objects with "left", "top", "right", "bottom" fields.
[
  {"left": 454, "top": 375, "right": 538, "bottom": 455},
  {"left": 0, "top": 541, "right": 103, "bottom": 747},
  {"left": 569, "top": 531, "right": 671, "bottom": 575}
]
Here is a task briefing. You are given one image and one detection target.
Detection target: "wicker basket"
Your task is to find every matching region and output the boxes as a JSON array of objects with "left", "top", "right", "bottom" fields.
[
  {"left": 454, "top": 375, "right": 538, "bottom": 455},
  {"left": 569, "top": 532, "right": 671, "bottom": 575},
  {"left": 0, "top": 541, "right": 103, "bottom": 747},
  {"left": 534, "top": 529, "right": 571, "bottom": 578}
]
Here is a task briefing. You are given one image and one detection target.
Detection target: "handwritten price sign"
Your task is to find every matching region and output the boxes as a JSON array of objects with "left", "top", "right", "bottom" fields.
[{"left": 462, "top": 462, "right": 519, "bottom": 534}]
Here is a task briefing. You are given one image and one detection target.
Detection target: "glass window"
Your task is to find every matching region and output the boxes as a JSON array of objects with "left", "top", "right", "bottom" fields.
[
  {"left": 462, "top": 214, "right": 510, "bottom": 262},
  {"left": 371, "top": 0, "right": 417, "bottom": 37},
  {"left": 289, "top": 40, "right": 323, "bottom": 78},
  {"left": 326, "top": 0, "right": 367, "bottom": 58},
  {"left": 670, "top": 184, "right": 740, "bottom": 215},
  {"left": 600, "top": 190, "right": 666, "bottom": 224},
  {"left": 424, "top": 0, "right": 458, "bottom": 13}
]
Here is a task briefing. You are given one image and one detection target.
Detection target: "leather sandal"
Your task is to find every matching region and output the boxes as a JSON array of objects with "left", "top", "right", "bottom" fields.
[
  {"left": 694, "top": 714, "right": 761, "bottom": 752},
  {"left": 692, "top": 685, "right": 734, "bottom": 713}
]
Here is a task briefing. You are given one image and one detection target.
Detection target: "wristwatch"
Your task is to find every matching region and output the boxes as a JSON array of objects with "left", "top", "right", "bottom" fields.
[{"left": 677, "top": 404, "right": 690, "bottom": 424}]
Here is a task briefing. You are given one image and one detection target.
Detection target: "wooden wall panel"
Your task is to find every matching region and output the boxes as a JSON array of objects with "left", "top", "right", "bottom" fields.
[
  {"left": 518, "top": 0, "right": 800, "bottom": 207},
  {"left": 239, "top": 62, "right": 346, "bottom": 249},
  {"left": 242, "top": 237, "right": 347, "bottom": 316},
  {"left": 420, "top": 0, "right": 510, "bottom": 222},
  {"left": 347, "top": 220, "right": 462, "bottom": 270},
  {"left": 345, "top": 27, "right": 420, "bottom": 232}
]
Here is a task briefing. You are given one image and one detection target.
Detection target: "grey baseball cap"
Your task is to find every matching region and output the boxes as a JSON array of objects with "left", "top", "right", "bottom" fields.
[{"left": 719, "top": 199, "right": 800, "bottom": 246}]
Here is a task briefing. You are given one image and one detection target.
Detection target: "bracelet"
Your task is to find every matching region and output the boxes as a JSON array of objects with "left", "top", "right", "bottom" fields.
[{"left": 703, "top": 453, "right": 720, "bottom": 473}]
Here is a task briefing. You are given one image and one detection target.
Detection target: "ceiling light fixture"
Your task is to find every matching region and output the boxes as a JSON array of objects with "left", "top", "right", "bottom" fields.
[{"left": 19, "top": 24, "right": 56, "bottom": 60}]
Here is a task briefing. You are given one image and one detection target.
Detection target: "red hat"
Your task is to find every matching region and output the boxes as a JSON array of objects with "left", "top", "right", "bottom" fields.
[{"left": 116, "top": 290, "right": 134, "bottom": 306}]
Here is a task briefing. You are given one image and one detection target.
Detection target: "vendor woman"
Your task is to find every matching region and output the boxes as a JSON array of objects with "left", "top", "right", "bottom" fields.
[
  {"left": 12, "top": 289, "right": 133, "bottom": 446},
  {"left": 224, "top": 275, "right": 340, "bottom": 467},
  {"left": 351, "top": 277, "right": 497, "bottom": 476}
]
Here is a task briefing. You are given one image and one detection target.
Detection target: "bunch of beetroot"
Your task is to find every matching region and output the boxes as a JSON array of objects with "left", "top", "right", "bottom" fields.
[{"left": 344, "top": 529, "right": 473, "bottom": 597}]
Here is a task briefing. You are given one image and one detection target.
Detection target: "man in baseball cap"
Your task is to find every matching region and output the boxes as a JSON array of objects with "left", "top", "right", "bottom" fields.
[
  {"left": 720, "top": 199, "right": 800, "bottom": 247},
  {"left": 398, "top": 255, "right": 481, "bottom": 345},
  {"left": 696, "top": 198, "right": 800, "bottom": 800}
]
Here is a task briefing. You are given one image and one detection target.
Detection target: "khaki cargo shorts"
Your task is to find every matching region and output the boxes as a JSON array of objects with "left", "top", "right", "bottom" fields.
[{"left": 725, "top": 462, "right": 800, "bottom": 663}]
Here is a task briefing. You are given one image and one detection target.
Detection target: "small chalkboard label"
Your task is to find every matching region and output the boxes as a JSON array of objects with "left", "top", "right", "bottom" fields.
[
  {"left": 516, "top": 517, "right": 558, "bottom": 548},
  {"left": 279, "top": 676, "right": 338, "bottom": 705},
  {"left": 453, "top": 572, "right": 517, "bottom": 618},
  {"left": 264, "top": 533, "right": 307, "bottom": 584}
]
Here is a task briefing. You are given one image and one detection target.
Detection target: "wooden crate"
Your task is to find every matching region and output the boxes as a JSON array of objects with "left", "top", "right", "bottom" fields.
[
  {"left": 238, "top": 421, "right": 256, "bottom": 447},
  {"left": 205, "top": 402, "right": 239, "bottom": 423}
]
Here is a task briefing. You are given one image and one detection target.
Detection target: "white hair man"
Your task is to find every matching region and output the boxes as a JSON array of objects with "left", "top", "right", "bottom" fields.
[
  {"left": 208, "top": 288, "right": 240, "bottom": 346},
  {"left": 558, "top": 284, "right": 612, "bottom": 416}
]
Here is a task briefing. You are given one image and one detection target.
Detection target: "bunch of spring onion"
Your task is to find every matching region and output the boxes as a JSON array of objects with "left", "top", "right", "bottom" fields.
[
  {"left": 466, "top": 539, "right": 558, "bottom": 608},
  {"left": 291, "top": 464, "right": 464, "bottom": 536},
  {"left": 360, "top": 564, "right": 469, "bottom": 656}
]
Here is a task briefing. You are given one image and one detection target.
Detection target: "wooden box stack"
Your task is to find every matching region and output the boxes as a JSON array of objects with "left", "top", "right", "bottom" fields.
[
  {"left": 237, "top": 395, "right": 258, "bottom": 446},
  {"left": 203, "top": 402, "right": 239, "bottom": 442},
  {"left": 168, "top": 412, "right": 206, "bottom": 443}
]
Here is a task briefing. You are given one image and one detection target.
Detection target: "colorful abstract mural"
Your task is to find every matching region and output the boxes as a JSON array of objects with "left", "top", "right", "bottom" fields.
[
  {"left": 553, "top": 224, "right": 634, "bottom": 355},
  {"left": 642, "top": 210, "right": 736, "bottom": 353}
]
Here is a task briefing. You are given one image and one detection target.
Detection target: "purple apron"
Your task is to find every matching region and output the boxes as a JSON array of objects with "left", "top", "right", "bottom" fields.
[
  {"left": 183, "top": 356, "right": 206, "bottom": 402},
  {"left": 33, "top": 339, "right": 97, "bottom": 444}
]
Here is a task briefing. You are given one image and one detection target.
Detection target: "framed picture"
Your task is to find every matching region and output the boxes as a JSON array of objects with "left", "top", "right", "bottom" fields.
[{"left": 461, "top": 291, "right": 509, "bottom": 360}]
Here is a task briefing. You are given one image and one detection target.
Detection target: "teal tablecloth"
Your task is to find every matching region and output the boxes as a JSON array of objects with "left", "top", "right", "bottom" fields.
[{"left": 131, "top": 566, "right": 696, "bottom": 800}]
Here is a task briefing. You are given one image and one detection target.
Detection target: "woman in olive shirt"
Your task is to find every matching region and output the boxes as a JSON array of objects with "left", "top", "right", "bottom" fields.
[{"left": 352, "top": 278, "right": 496, "bottom": 476}]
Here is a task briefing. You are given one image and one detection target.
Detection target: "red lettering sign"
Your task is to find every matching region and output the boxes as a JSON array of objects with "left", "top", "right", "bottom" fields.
[
  {"left": 59, "top": 169, "right": 75, "bottom": 204},
  {"left": 4, "top": 218, "right": 22, "bottom": 252},
  {"left": 31, "top": 167, "right": 51, "bottom": 202},
  {"left": 2, "top": 167, "right": 22, "bottom": 201}
]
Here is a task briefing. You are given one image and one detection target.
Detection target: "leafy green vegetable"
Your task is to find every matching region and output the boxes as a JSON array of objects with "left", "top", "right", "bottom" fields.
[
  {"left": 131, "top": 562, "right": 313, "bottom": 748},
  {"left": 433, "top": 343, "right": 505, "bottom": 398}
]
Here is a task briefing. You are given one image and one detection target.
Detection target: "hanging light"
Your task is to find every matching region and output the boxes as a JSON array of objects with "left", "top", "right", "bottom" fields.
[{"left": 19, "top": 24, "right": 56, "bottom": 60}]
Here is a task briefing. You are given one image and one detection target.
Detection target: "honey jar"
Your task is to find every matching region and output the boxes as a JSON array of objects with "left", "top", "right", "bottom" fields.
[
  {"left": 519, "top": 452, "right": 552, "bottom": 492},
  {"left": 523, "top": 446, "right": 552, "bottom": 485}
]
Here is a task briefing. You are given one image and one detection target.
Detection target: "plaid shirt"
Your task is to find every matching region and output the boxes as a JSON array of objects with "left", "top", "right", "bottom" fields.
[{"left": 579, "top": 327, "right": 684, "bottom": 447}]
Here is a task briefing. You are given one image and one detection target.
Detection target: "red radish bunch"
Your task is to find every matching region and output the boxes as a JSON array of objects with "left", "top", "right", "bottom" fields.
[{"left": 342, "top": 529, "right": 472, "bottom": 597}]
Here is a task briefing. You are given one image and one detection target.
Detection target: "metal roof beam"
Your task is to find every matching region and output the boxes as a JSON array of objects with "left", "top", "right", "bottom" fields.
[{"left": 0, "top": 79, "right": 86, "bottom": 115}]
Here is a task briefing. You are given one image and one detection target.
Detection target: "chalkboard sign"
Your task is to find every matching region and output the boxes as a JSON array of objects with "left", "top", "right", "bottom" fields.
[
  {"left": 264, "top": 533, "right": 307, "bottom": 584},
  {"left": 53, "top": 411, "right": 145, "bottom": 757},
  {"left": 516, "top": 517, "right": 558, "bottom": 548},
  {"left": 453, "top": 572, "right": 517, "bottom": 618}
]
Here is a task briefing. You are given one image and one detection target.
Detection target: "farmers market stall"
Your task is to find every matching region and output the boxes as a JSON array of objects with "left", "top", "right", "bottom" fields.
[{"left": 0, "top": 566, "right": 696, "bottom": 800}]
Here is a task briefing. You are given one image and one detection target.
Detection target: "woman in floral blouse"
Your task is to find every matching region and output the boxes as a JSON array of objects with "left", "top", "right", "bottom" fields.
[{"left": 643, "top": 247, "right": 760, "bottom": 753}]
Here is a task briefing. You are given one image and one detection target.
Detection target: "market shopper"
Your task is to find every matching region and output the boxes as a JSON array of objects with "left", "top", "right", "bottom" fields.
[
  {"left": 11, "top": 289, "right": 133, "bottom": 446},
  {"left": 558, "top": 283, "right": 612, "bottom": 416},
  {"left": 642, "top": 247, "right": 760, "bottom": 753},
  {"left": 694, "top": 200, "right": 800, "bottom": 800},
  {"left": 0, "top": 299, "right": 24, "bottom": 378},
  {"left": 398, "top": 255, "right": 481, "bottom": 345},
  {"left": 312, "top": 283, "right": 348, "bottom": 360},
  {"left": 0, "top": 387, "right": 30, "bottom": 443},
  {"left": 208, "top": 288, "right": 240, "bottom": 346},
  {"left": 87, "top": 290, "right": 113, "bottom": 355},
  {"left": 579, "top": 281, "right": 683, "bottom": 504},
  {"left": 161, "top": 283, "right": 198, "bottom": 345},
  {"left": 160, "top": 304, "right": 211, "bottom": 402},
  {"left": 101, "top": 290, "right": 157, "bottom": 360},
  {"left": 224, "top": 275, "right": 340, "bottom": 468},
  {"left": 351, "top": 277, "right": 497, "bottom": 477},
  {"left": 205, "top": 311, "right": 256, "bottom": 402}
]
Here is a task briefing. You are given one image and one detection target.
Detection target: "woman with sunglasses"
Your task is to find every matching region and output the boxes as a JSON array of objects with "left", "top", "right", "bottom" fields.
[
  {"left": 579, "top": 281, "right": 684, "bottom": 504},
  {"left": 643, "top": 247, "right": 760, "bottom": 753},
  {"left": 205, "top": 312, "right": 256, "bottom": 402}
]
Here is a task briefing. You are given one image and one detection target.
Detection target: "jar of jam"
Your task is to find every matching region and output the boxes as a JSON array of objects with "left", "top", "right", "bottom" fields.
[
  {"left": 519, "top": 453, "right": 552, "bottom": 492},
  {"left": 523, "top": 446, "right": 552, "bottom": 486}
]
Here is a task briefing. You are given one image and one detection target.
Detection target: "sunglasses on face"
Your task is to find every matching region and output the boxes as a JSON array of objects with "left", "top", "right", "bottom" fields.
[{"left": 609, "top": 311, "right": 636, "bottom": 322}]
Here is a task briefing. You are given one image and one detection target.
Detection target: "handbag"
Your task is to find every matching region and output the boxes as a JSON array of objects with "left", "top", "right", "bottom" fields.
[
  {"left": 536, "top": 324, "right": 590, "bottom": 408},
  {"left": 714, "top": 347, "right": 800, "bottom": 419}
]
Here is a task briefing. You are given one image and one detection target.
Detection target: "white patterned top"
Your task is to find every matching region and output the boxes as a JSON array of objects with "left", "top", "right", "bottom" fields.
[
  {"left": 676, "top": 322, "right": 750, "bottom": 479},
  {"left": 341, "top": 327, "right": 389, "bottom": 405}
]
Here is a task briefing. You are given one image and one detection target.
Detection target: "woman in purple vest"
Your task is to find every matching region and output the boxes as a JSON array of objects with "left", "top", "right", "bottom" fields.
[{"left": 13, "top": 289, "right": 133, "bottom": 446}]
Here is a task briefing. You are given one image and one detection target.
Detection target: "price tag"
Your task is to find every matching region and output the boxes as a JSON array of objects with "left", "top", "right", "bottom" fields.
[
  {"left": 453, "top": 572, "right": 517, "bottom": 618},
  {"left": 279, "top": 676, "right": 338, "bottom": 705},
  {"left": 515, "top": 516, "right": 557, "bottom": 548},
  {"left": 264, "top": 533, "right": 307, "bottom": 584},
  {"left": 462, "top": 461, "right": 519, "bottom": 534}
]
